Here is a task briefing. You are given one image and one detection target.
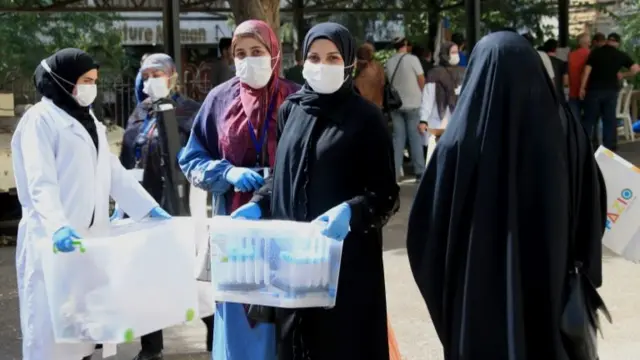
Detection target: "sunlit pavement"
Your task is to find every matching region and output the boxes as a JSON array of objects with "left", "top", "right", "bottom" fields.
[{"left": 1, "top": 142, "right": 640, "bottom": 360}]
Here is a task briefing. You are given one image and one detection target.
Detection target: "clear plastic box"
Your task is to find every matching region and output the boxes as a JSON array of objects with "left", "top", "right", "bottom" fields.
[
  {"left": 39, "top": 217, "right": 199, "bottom": 344},
  {"left": 209, "top": 216, "right": 344, "bottom": 308}
]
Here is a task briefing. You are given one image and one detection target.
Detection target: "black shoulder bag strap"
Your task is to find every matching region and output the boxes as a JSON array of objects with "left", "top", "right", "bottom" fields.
[{"left": 389, "top": 53, "right": 408, "bottom": 84}]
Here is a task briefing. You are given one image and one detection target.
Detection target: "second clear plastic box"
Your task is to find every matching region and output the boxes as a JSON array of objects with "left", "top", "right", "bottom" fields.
[
  {"left": 209, "top": 216, "right": 344, "bottom": 308},
  {"left": 39, "top": 218, "right": 198, "bottom": 344}
]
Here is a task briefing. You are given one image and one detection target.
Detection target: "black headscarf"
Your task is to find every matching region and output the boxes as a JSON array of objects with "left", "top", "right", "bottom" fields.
[
  {"left": 34, "top": 48, "right": 100, "bottom": 149},
  {"left": 287, "top": 22, "right": 356, "bottom": 118},
  {"left": 407, "top": 31, "right": 606, "bottom": 358}
]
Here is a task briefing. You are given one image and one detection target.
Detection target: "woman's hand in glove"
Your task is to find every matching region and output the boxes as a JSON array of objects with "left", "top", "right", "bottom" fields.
[
  {"left": 230, "top": 202, "right": 262, "bottom": 220},
  {"left": 224, "top": 167, "right": 264, "bottom": 192},
  {"left": 313, "top": 203, "right": 351, "bottom": 241},
  {"left": 53, "top": 226, "right": 82, "bottom": 253}
]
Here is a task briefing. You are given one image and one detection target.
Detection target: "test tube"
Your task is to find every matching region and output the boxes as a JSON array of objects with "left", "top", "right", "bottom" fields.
[
  {"left": 229, "top": 250, "right": 238, "bottom": 285},
  {"left": 320, "top": 238, "right": 330, "bottom": 287},
  {"left": 264, "top": 238, "right": 271, "bottom": 286},
  {"left": 255, "top": 238, "right": 263, "bottom": 285},
  {"left": 246, "top": 248, "right": 255, "bottom": 285},
  {"left": 315, "top": 238, "right": 323, "bottom": 287},
  {"left": 292, "top": 255, "right": 301, "bottom": 290},
  {"left": 310, "top": 255, "right": 319, "bottom": 288}
]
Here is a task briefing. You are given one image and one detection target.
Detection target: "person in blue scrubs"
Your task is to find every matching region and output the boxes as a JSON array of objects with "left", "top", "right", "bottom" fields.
[{"left": 178, "top": 20, "right": 300, "bottom": 360}]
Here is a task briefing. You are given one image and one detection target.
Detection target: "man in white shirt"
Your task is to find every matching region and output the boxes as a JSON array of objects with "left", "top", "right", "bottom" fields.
[{"left": 385, "top": 37, "right": 426, "bottom": 181}]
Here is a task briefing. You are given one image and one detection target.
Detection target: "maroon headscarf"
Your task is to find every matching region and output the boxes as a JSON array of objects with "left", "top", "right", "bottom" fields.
[{"left": 218, "top": 20, "right": 286, "bottom": 168}]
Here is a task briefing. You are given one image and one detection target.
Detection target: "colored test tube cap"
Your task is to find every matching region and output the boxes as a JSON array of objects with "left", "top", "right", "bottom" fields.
[
  {"left": 124, "top": 328, "right": 135, "bottom": 343},
  {"left": 186, "top": 308, "right": 195, "bottom": 322}
]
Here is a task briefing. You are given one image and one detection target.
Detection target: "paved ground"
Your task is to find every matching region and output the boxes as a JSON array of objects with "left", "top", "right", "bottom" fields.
[{"left": 2, "top": 142, "right": 640, "bottom": 360}]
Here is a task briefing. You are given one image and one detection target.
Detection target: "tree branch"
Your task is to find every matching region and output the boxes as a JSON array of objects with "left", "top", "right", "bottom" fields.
[{"left": 438, "top": 1, "right": 463, "bottom": 11}]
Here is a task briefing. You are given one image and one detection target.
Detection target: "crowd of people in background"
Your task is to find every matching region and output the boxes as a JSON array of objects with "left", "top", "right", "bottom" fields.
[{"left": 124, "top": 27, "right": 640, "bottom": 187}]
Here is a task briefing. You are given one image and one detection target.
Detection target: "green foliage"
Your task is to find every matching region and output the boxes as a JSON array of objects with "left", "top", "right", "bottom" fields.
[
  {"left": 0, "top": 11, "right": 124, "bottom": 89},
  {"left": 373, "top": 49, "right": 395, "bottom": 66},
  {"left": 442, "top": 0, "right": 558, "bottom": 44},
  {"left": 612, "top": 1, "right": 640, "bottom": 87}
]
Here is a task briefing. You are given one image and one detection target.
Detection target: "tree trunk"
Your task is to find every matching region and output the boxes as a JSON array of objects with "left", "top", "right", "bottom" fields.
[{"left": 228, "top": 0, "right": 281, "bottom": 36}]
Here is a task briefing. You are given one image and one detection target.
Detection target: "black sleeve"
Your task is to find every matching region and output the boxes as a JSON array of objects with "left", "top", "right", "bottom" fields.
[
  {"left": 585, "top": 50, "right": 596, "bottom": 66},
  {"left": 251, "top": 101, "right": 292, "bottom": 217},
  {"left": 619, "top": 50, "right": 635, "bottom": 70},
  {"left": 346, "top": 109, "right": 400, "bottom": 232},
  {"left": 119, "top": 127, "right": 137, "bottom": 170},
  {"left": 562, "top": 60, "right": 568, "bottom": 75},
  {"left": 577, "top": 158, "right": 606, "bottom": 288}
]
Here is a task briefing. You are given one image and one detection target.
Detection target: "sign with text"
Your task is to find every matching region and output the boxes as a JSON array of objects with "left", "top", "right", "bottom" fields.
[{"left": 117, "top": 19, "right": 232, "bottom": 45}]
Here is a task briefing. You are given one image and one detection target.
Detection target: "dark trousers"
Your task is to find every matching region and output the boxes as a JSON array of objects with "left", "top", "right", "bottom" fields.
[
  {"left": 583, "top": 89, "right": 619, "bottom": 151},
  {"left": 141, "top": 315, "right": 214, "bottom": 353}
]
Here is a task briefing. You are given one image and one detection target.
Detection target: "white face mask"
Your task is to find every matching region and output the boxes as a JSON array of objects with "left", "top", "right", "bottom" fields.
[
  {"left": 302, "top": 62, "right": 347, "bottom": 94},
  {"left": 143, "top": 77, "right": 170, "bottom": 101},
  {"left": 449, "top": 54, "right": 460, "bottom": 66},
  {"left": 235, "top": 56, "right": 273, "bottom": 89},
  {"left": 74, "top": 84, "right": 97, "bottom": 107},
  {"left": 40, "top": 59, "right": 97, "bottom": 107}
]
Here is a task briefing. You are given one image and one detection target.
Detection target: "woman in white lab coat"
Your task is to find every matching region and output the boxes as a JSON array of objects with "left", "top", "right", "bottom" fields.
[{"left": 11, "top": 48, "right": 170, "bottom": 360}]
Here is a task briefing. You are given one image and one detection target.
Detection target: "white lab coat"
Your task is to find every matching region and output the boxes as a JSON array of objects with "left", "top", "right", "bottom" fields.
[{"left": 11, "top": 97, "right": 158, "bottom": 360}]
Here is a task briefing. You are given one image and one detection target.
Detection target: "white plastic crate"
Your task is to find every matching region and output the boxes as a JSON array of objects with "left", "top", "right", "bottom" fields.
[
  {"left": 209, "top": 216, "right": 344, "bottom": 308},
  {"left": 39, "top": 217, "right": 199, "bottom": 344}
]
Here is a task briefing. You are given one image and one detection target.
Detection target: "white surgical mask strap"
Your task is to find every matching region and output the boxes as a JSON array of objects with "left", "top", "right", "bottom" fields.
[
  {"left": 41, "top": 59, "right": 77, "bottom": 87},
  {"left": 40, "top": 59, "right": 80, "bottom": 99}
]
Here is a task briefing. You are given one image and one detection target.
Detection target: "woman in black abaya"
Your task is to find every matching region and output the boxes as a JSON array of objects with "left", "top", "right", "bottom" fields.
[
  {"left": 231, "top": 22, "right": 400, "bottom": 359},
  {"left": 407, "top": 31, "right": 607, "bottom": 359}
]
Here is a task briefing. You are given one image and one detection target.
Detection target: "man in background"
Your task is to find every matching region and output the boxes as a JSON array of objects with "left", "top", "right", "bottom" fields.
[
  {"left": 385, "top": 37, "right": 426, "bottom": 181},
  {"left": 284, "top": 49, "right": 304, "bottom": 85},
  {"left": 412, "top": 45, "right": 433, "bottom": 76},
  {"left": 580, "top": 32, "right": 640, "bottom": 150},
  {"left": 567, "top": 33, "right": 590, "bottom": 121},
  {"left": 591, "top": 32, "right": 606, "bottom": 49},
  {"left": 543, "top": 39, "right": 568, "bottom": 100},
  {"left": 210, "top": 37, "right": 234, "bottom": 88}
]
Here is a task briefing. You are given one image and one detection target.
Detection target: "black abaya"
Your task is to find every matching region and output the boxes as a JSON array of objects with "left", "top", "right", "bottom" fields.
[
  {"left": 252, "top": 23, "right": 400, "bottom": 360},
  {"left": 406, "top": 32, "right": 606, "bottom": 360}
]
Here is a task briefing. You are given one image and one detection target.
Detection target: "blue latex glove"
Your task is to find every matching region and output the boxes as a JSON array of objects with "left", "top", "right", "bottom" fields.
[
  {"left": 230, "top": 202, "right": 262, "bottom": 220},
  {"left": 53, "top": 226, "right": 82, "bottom": 253},
  {"left": 313, "top": 203, "right": 352, "bottom": 241},
  {"left": 110, "top": 204, "right": 125, "bottom": 222},
  {"left": 224, "top": 166, "right": 264, "bottom": 192},
  {"left": 149, "top": 207, "right": 172, "bottom": 219},
  {"left": 633, "top": 120, "right": 640, "bottom": 134}
]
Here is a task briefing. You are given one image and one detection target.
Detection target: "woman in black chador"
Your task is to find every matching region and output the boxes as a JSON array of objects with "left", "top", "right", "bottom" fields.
[
  {"left": 231, "top": 22, "right": 400, "bottom": 360},
  {"left": 407, "top": 31, "right": 607, "bottom": 359}
]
